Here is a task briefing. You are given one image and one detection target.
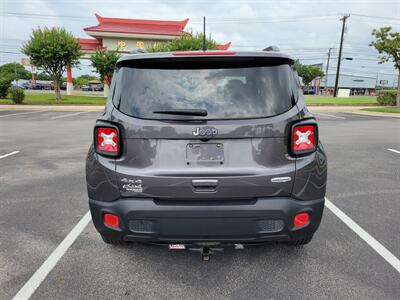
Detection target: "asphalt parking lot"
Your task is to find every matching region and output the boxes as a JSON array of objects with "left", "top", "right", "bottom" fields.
[{"left": 1, "top": 109, "right": 399, "bottom": 299}]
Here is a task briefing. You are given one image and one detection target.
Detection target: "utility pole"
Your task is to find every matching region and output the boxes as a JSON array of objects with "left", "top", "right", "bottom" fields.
[
  {"left": 333, "top": 14, "right": 350, "bottom": 97},
  {"left": 324, "top": 48, "right": 332, "bottom": 95}
]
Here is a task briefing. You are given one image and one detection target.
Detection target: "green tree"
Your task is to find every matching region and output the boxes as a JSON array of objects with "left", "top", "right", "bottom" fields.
[
  {"left": 36, "top": 72, "right": 52, "bottom": 81},
  {"left": 90, "top": 49, "right": 120, "bottom": 86},
  {"left": 294, "top": 60, "right": 325, "bottom": 87},
  {"left": 22, "top": 27, "right": 81, "bottom": 100},
  {"left": 0, "top": 63, "right": 30, "bottom": 80},
  {"left": 73, "top": 74, "right": 98, "bottom": 87},
  {"left": 370, "top": 27, "right": 400, "bottom": 107},
  {"left": 148, "top": 32, "right": 218, "bottom": 52},
  {"left": 0, "top": 75, "right": 14, "bottom": 98}
]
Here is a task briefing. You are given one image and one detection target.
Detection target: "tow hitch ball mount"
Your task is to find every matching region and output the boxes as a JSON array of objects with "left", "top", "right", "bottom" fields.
[{"left": 169, "top": 244, "right": 244, "bottom": 261}]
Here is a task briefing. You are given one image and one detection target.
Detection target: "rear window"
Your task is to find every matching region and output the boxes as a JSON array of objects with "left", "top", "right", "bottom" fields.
[{"left": 115, "top": 60, "right": 296, "bottom": 120}]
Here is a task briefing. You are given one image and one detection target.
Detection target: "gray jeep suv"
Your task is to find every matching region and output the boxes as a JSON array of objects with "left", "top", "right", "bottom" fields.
[{"left": 86, "top": 50, "right": 327, "bottom": 250}]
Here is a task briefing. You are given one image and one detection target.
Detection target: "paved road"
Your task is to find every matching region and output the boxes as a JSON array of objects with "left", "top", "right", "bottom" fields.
[{"left": 0, "top": 110, "right": 399, "bottom": 299}]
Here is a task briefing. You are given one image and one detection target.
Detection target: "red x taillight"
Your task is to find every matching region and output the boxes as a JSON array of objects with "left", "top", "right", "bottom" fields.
[
  {"left": 291, "top": 123, "right": 317, "bottom": 156},
  {"left": 95, "top": 126, "right": 120, "bottom": 156}
]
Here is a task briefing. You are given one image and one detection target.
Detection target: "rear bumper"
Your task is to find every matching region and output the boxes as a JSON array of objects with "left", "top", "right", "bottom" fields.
[{"left": 89, "top": 197, "right": 324, "bottom": 243}]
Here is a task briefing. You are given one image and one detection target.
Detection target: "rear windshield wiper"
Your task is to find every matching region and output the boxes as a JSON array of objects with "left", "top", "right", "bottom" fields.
[{"left": 152, "top": 109, "right": 208, "bottom": 117}]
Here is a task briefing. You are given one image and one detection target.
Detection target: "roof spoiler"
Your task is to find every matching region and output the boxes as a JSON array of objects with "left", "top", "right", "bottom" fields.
[{"left": 263, "top": 45, "right": 280, "bottom": 52}]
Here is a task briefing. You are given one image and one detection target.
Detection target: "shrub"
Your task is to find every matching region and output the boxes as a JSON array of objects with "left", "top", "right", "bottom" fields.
[
  {"left": 377, "top": 90, "right": 397, "bottom": 106},
  {"left": 0, "top": 77, "right": 12, "bottom": 98},
  {"left": 8, "top": 86, "right": 25, "bottom": 104}
]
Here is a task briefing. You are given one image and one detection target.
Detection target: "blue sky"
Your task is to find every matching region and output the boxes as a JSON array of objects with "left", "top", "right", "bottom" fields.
[{"left": 0, "top": 0, "right": 399, "bottom": 85}]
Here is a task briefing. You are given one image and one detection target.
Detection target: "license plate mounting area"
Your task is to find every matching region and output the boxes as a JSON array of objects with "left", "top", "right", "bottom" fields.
[{"left": 186, "top": 143, "right": 224, "bottom": 162}]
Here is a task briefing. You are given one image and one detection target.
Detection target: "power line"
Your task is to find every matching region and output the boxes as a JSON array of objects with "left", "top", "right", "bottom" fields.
[
  {"left": 1, "top": 11, "right": 342, "bottom": 24},
  {"left": 3, "top": 11, "right": 399, "bottom": 22},
  {"left": 328, "top": 67, "right": 396, "bottom": 76},
  {"left": 0, "top": 51, "right": 22, "bottom": 54},
  {"left": 350, "top": 13, "right": 400, "bottom": 21}
]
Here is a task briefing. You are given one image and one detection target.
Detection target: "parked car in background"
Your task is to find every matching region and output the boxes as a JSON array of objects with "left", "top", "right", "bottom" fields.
[
  {"left": 11, "top": 80, "right": 30, "bottom": 89},
  {"left": 302, "top": 87, "right": 315, "bottom": 95},
  {"left": 81, "top": 84, "right": 104, "bottom": 92},
  {"left": 22, "top": 80, "right": 54, "bottom": 90},
  {"left": 29, "top": 83, "right": 44, "bottom": 90},
  {"left": 92, "top": 84, "right": 104, "bottom": 92},
  {"left": 22, "top": 82, "right": 31, "bottom": 89},
  {"left": 41, "top": 83, "right": 53, "bottom": 90}
]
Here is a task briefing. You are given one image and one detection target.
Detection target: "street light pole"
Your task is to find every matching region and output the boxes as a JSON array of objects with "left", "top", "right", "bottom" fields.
[
  {"left": 333, "top": 14, "right": 350, "bottom": 97},
  {"left": 202, "top": 16, "right": 207, "bottom": 51},
  {"left": 325, "top": 48, "right": 332, "bottom": 95}
]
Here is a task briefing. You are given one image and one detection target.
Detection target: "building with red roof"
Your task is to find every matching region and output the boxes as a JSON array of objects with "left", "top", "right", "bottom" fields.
[
  {"left": 85, "top": 14, "right": 189, "bottom": 38},
  {"left": 70, "top": 14, "right": 230, "bottom": 95},
  {"left": 77, "top": 14, "right": 230, "bottom": 55},
  {"left": 77, "top": 14, "right": 190, "bottom": 55}
]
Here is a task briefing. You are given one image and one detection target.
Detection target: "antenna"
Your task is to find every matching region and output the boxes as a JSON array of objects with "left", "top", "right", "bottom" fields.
[{"left": 202, "top": 16, "right": 207, "bottom": 51}]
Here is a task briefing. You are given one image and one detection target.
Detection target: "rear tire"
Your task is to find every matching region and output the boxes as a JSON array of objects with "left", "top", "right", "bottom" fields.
[
  {"left": 286, "top": 234, "right": 313, "bottom": 246},
  {"left": 101, "top": 235, "right": 126, "bottom": 245}
]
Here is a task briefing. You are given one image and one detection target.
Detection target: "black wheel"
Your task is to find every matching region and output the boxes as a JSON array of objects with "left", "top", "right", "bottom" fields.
[
  {"left": 286, "top": 235, "right": 313, "bottom": 246},
  {"left": 101, "top": 235, "right": 126, "bottom": 245}
]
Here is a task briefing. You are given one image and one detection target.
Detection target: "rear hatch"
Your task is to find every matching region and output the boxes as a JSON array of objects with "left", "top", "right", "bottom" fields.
[{"left": 111, "top": 54, "right": 300, "bottom": 200}]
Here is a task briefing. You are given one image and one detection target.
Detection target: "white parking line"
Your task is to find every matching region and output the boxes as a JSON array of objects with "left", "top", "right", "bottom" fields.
[
  {"left": 12, "top": 211, "right": 91, "bottom": 300},
  {"left": 0, "top": 151, "right": 20, "bottom": 160},
  {"left": 313, "top": 112, "right": 346, "bottom": 120},
  {"left": 51, "top": 111, "right": 89, "bottom": 120},
  {"left": 0, "top": 111, "right": 45, "bottom": 118},
  {"left": 325, "top": 197, "right": 400, "bottom": 273},
  {"left": 387, "top": 148, "right": 400, "bottom": 155}
]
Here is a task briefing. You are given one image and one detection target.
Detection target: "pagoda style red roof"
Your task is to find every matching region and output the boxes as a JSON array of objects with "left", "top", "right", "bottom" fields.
[
  {"left": 84, "top": 14, "right": 189, "bottom": 36},
  {"left": 77, "top": 38, "right": 102, "bottom": 51},
  {"left": 216, "top": 42, "right": 231, "bottom": 50}
]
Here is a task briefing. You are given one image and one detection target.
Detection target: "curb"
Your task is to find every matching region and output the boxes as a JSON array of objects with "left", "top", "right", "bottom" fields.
[
  {"left": 308, "top": 106, "right": 377, "bottom": 113},
  {"left": 0, "top": 104, "right": 105, "bottom": 112},
  {"left": 344, "top": 110, "right": 400, "bottom": 118}
]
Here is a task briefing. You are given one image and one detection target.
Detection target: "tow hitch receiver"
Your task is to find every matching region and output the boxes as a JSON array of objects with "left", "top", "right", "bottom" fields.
[
  {"left": 189, "top": 246, "right": 225, "bottom": 261},
  {"left": 168, "top": 243, "right": 245, "bottom": 261}
]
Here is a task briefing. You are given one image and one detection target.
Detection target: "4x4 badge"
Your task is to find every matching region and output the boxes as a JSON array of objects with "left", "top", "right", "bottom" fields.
[{"left": 192, "top": 127, "right": 218, "bottom": 137}]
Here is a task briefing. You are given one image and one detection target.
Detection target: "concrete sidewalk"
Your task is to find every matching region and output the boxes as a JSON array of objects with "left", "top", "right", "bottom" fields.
[
  {"left": 308, "top": 106, "right": 376, "bottom": 112},
  {"left": 308, "top": 106, "right": 400, "bottom": 118}
]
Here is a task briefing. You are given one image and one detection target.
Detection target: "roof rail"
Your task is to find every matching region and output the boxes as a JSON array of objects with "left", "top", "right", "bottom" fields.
[
  {"left": 263, "top": 45, "right": 280, "bottom": 52},
  {"left": 130, "top": 48, "right": 147, "bottom": 54}
]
